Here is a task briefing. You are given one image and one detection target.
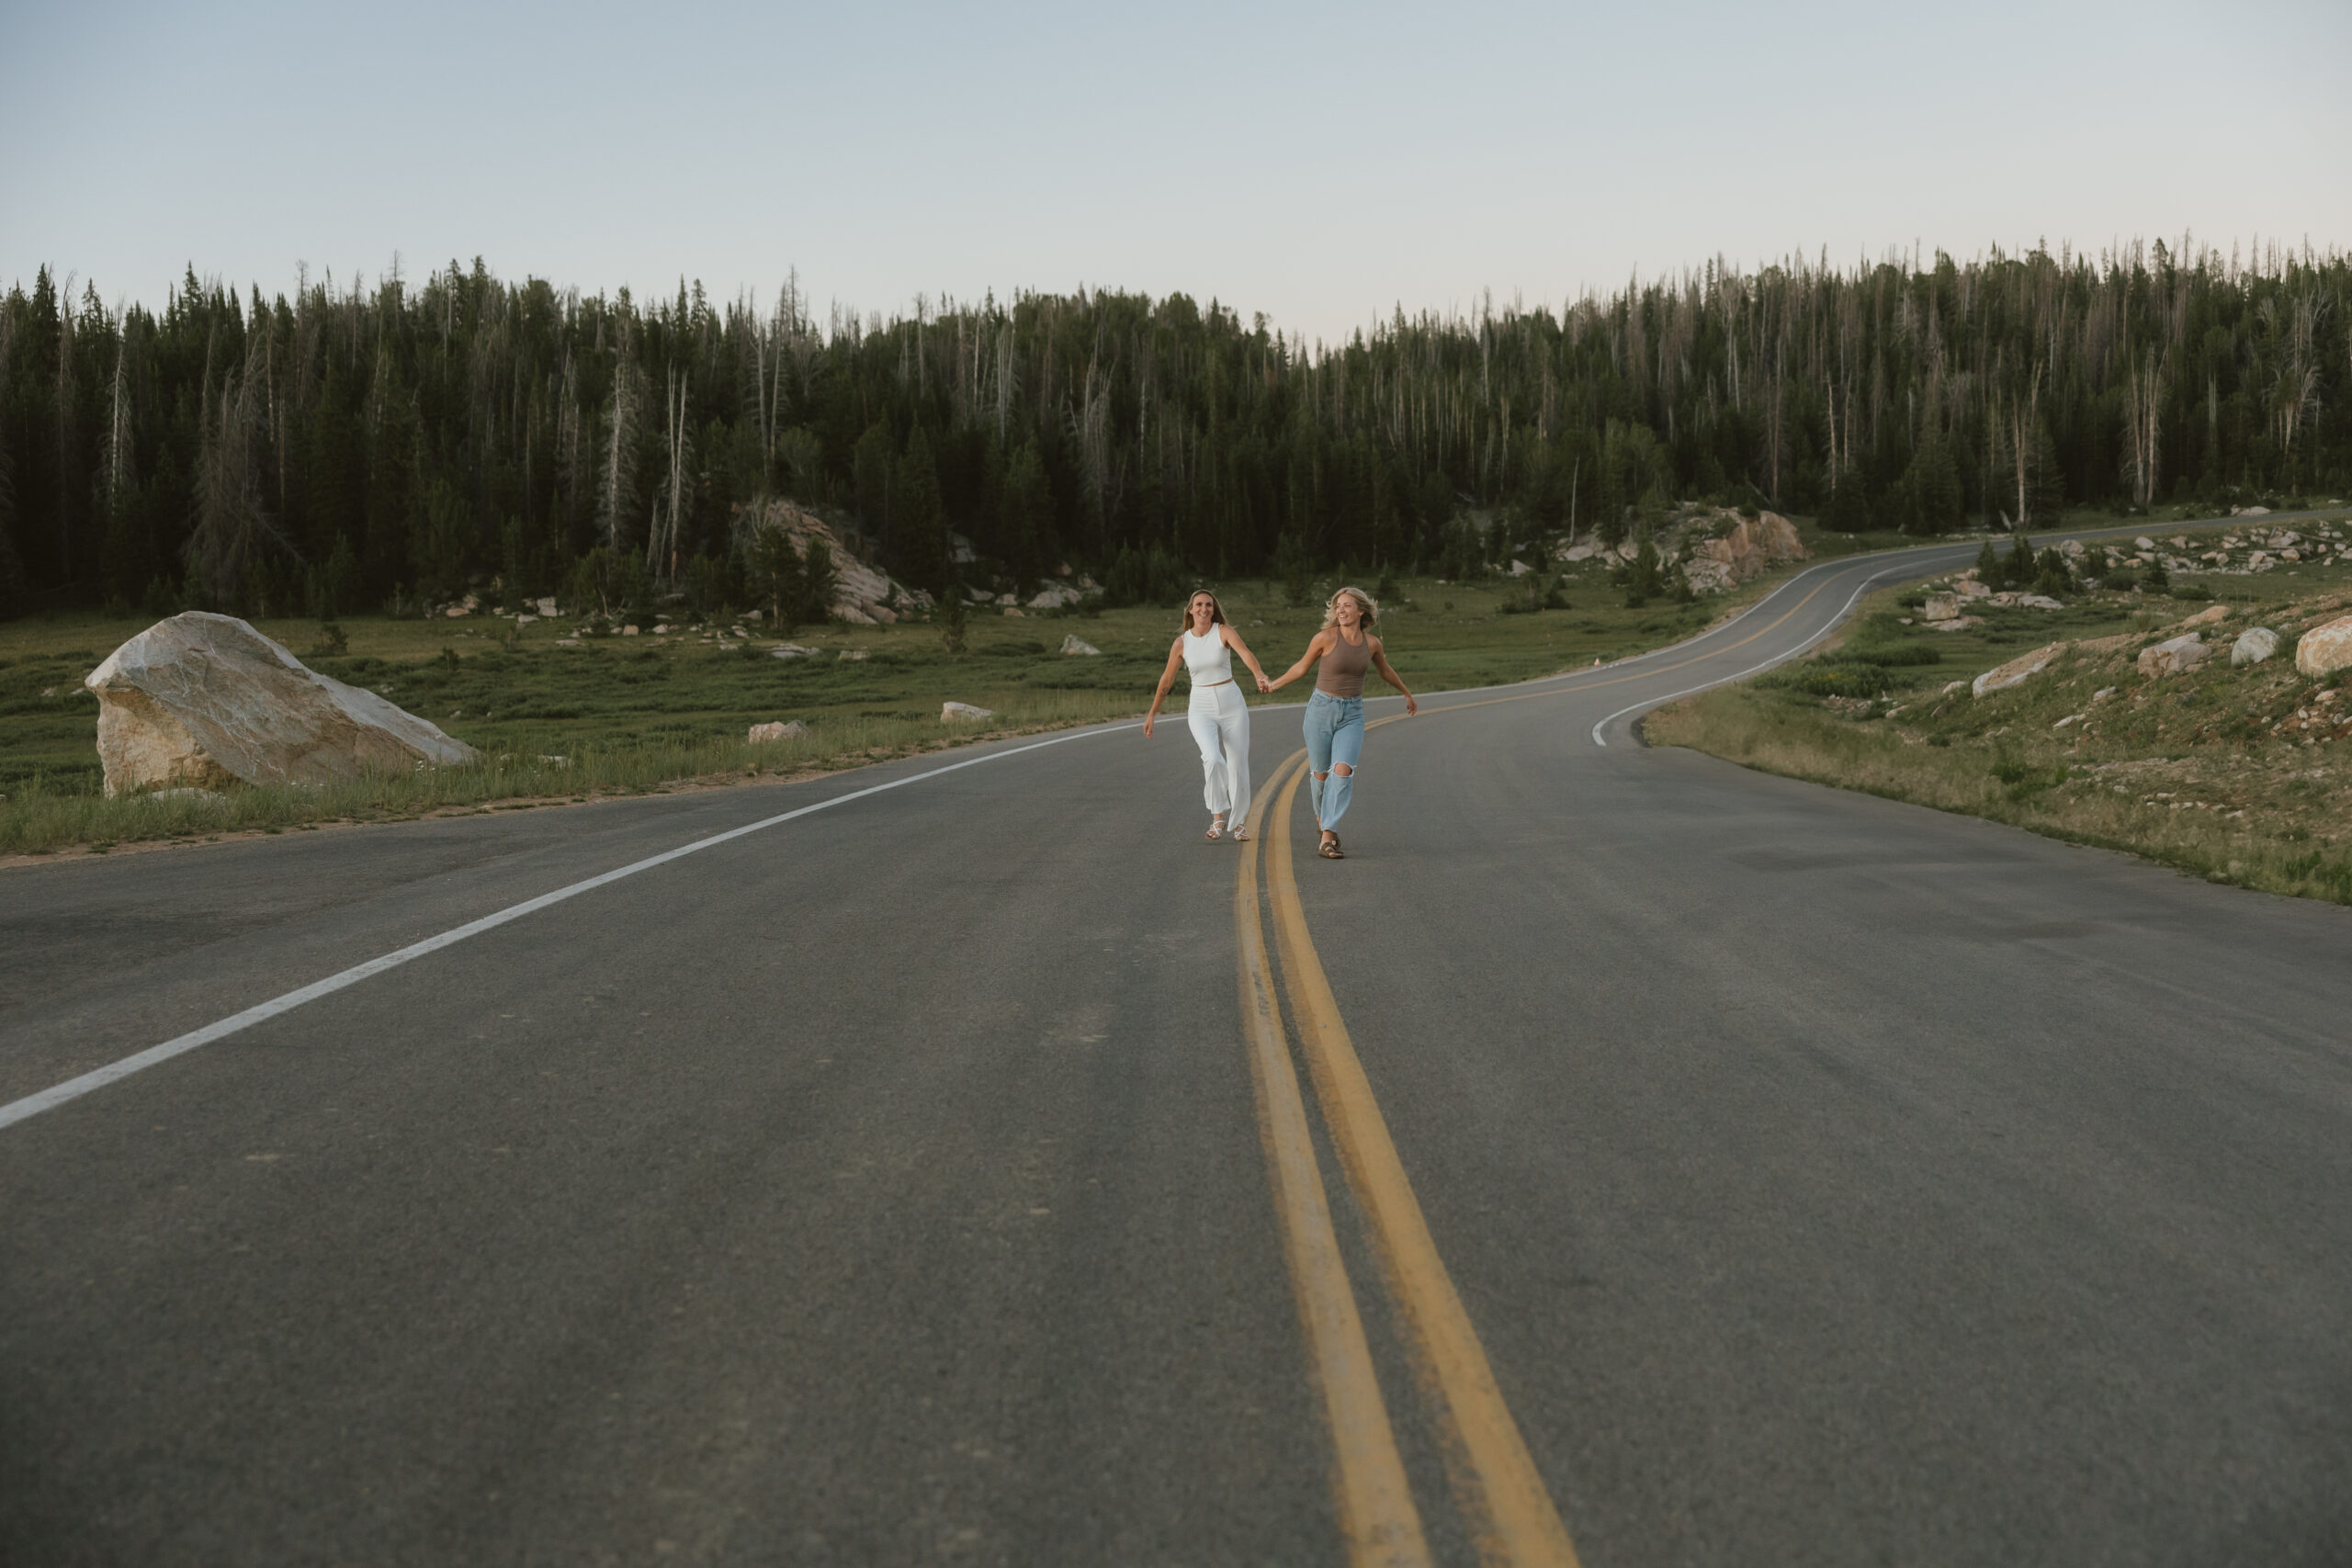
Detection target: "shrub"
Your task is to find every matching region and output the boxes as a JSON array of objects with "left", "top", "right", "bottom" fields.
[
  {"left": 1764, "top": 663, "right": 1893, "bottom": 698},
  {"left": 1991, "top": 760, "right": 2068, "bottom": 799},
  {"left": 1832, "top": 641, "right": 1941, "bottom": 668}
]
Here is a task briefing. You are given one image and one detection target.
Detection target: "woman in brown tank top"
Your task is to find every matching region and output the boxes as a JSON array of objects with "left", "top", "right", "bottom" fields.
[{"left": 1265, "top": 586, "right": 1418, "bottom": 858}]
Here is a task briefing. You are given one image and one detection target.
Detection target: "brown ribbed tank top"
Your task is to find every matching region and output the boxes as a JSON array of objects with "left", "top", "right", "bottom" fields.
[{"left": 1317, "top": 629, "right": 1372, "bottom": 697}]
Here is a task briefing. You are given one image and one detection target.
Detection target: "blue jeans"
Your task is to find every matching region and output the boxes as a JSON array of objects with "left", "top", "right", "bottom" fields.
[{"left": 1302, "top": 692, "right": 1364, "bottom": 831}]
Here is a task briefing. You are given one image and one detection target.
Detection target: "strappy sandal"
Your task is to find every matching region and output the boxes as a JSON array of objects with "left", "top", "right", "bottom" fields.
[
  {"left": 1230, "top": 826, "right": 1250, "bottom": 841},
  {"left": 1206, "top": 814, "right": 1227, "bottom": 840},
  {"left": 1317, "top": 834, "right": 1345, "bottom": 859}
]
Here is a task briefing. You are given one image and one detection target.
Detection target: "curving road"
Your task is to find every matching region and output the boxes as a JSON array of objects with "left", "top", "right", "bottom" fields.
[{"left": 4, "top": 525, "right": 2348, "bottom": 1566}]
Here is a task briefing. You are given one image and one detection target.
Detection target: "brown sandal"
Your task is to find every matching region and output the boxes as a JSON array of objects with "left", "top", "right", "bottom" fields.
[{"left": 1317, "top": 835, "right": 1345, "bottom": 859}]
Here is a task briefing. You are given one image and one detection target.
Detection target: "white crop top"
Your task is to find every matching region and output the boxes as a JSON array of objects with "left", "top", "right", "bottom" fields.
[{"left": 1182, "top": 626, "right": 1234, "bottom": 685}]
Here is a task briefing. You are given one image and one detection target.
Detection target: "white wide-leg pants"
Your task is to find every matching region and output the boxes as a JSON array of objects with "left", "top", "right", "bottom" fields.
[{"left": 1185, "top": 682, "right": 1252, "bottom": 832}]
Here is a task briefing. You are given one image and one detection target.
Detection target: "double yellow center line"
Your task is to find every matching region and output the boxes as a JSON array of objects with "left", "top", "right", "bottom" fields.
[
  {"left": 1230, "top": 555, "right": 1894, "bottom": 1562},
  {"left": 1236, "top": 750, "right": 1581, "bottom": 1568}
]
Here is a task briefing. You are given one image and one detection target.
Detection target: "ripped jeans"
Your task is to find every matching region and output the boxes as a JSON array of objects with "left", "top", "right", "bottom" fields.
[{"left": 1302, "top": 691, "right": 1364, "bottom": 831}]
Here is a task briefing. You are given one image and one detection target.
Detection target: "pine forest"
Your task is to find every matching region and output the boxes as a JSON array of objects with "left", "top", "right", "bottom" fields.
[{"left": 0, "top": 238, "right": 2345, "bottom": 623}]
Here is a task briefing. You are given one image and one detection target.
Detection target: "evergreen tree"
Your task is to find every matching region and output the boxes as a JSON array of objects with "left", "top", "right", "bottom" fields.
[
  {"left": 1904, "top": 434, "right": 1963, "bottom": 533},
  {"left": 888, "top": 429, "right": 946, "bottom": 592},
  {"left": 1822, "top": 470, "right": 1871, "bottom": 533}
]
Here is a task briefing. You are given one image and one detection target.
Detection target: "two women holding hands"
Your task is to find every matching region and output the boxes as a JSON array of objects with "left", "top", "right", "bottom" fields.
[{"left": 1145, "top": 585, "right": 1417, "bottom": 859}]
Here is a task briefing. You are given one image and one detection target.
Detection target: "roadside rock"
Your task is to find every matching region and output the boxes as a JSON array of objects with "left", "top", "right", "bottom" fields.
[
  {"left": 1029, "top": 584, "right": 1089, "bottom": 610},
  {"left": 1925, "top": 615, "right": 1984, "bottom": 632},
  {"left": 1922, "top": 593, "right": 1961, "bottom": 622},
  {"left": 747, "top": 720, "right": 808, "bottom": 743},
  {"left": 941, "top": 702, "right": 994, "bottom": 722},
  {"left": 1973, "top": 642, "right": 2065, "bottom": 698},
  {"left": 2073, "top": 634, "right": 2138, "bottom": 656},
  {"left": 1059, "top": 635, "right": 1102, "bottom": 656},
  {"left": 2231, "top": 627, "right": 2281, "bottom": 666},
  {"left": 2177, "top": 604, "right": 2232, "bottom": 628},
  {"left": 2137, "top": 635, "right": 2208, "bottom": 680},
  {"left": 2296, "top": 615, "right": 2352, "bottom": 676},
  {"left": 84, "top": 613, "right": 479, "bottom": 796}
]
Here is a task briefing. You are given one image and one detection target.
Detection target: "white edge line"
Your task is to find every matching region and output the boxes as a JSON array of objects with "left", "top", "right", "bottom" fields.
[
  {"left": 0, "top": 722, "right": 1139, "bottom": 1133},
  {"left": 1590, "top": 563, "right": 1914, "bottom": 747}
]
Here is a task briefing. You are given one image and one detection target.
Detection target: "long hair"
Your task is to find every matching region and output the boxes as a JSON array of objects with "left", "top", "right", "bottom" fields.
[
  {"left": 1181, "top": 589, "right": 1227, "bottom": 631},
  {"left": 1320, "top": 585, "right": 1378, "bottom": 632}
]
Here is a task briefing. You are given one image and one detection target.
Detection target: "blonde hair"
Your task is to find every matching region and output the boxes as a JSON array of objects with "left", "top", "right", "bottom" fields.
[
  {"left": 1181, "top": 589, "right": 1227, "bottom": 631},
  {"left": 1320, "top": 585, "right": 1378, "bottom": 632}
]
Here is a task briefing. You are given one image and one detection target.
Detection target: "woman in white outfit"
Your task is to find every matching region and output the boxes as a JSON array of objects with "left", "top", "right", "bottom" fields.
[{"left": 1144, "top": 590, "right": 1273, "bottom": 840}]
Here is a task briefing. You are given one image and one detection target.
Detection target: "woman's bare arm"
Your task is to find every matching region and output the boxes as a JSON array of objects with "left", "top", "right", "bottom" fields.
[
  {"left": 1142, "top": 638, "right": 1185, "bottom": 736},
  {"left": 1219, "top": 623, "right": 1274, "bottom": 692},
  {"left": 1267, "top": 628, "right": 1335, "bottom": 692},
  {"left": 1370, "top": 637, "right": 1419, "bottom": 716}
]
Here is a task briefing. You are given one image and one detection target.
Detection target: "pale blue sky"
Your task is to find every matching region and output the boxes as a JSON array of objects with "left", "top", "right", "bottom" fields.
[{"left": 5, "top": 0, "right": 2346, "bottom": 342}]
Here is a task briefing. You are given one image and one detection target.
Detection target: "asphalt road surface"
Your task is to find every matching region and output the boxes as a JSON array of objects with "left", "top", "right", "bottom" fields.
[{"left": 5, "top": 527, "right": 2348, "bottom": 1566}]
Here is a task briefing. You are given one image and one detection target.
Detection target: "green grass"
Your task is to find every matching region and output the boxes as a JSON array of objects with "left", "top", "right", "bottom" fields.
[{"left": 0, "top": 568, "right": 1776, "bottom": 856}]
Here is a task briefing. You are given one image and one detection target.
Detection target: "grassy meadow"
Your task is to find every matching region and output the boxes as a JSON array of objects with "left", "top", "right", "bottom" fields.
[{"left": 1648, "top": 510, "right": 2352, "bottom": 905}]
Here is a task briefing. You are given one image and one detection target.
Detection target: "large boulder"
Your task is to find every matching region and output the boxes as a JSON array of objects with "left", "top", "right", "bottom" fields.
[
  {"left": 2297, "top": 615, "right": 2352, "bottom": 677},
  {"left": 2231, "top": 627, "right": 2281, "bottom": 666},
  {"left": 85, "top": 613, "right": 479, "bottom": 796},
  {"left": 1973, "top": 642, "right": 2065, "bottom": 698},
  {"left": 2137, "top": 634, "right": 2208, "bottom": 680}
]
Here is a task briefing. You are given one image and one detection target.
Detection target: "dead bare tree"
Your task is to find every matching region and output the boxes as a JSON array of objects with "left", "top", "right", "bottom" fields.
[
  {"left": 596, "top": 335, "right": 642, "bottom": 551},
  {"left": 184, "top": 340, "right": 289, "bottom": 606},
  {"left": 2122, "top": 345, "right": 2166, "bottom": 506},
  {"left": 648, "top": 365, "right": 690, "bottom": 579}
]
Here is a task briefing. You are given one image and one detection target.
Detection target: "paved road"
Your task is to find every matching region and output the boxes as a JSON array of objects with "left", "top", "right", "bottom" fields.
[{"left": 5, "top": 526, "right": 2348, "bottom": 1565}]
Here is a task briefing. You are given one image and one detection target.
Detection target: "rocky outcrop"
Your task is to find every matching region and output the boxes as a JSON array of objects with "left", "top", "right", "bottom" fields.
[
  {"left": 737, "top": 499, "right": 933, "bottom": 626},
  {"left": 747, "top": 720, "right": 808, "bottom": 742},
  {"left": 941, "top": 702, "right": 994, "bottom": 721},
  {"left": 2231, "top": 627, "right": 2281, "bottom": 666},
  {"left": 2296, "top": 615, "right": 2352, "bottom": 677},
  {"left": 1973, "top": 642, "right": 2065, "bottom": 698},
  {"left": 84, "top": 613, "right": 479, "bottom": 796},
  {"left": 1059, "top": 635, "right": 1102, "bottom": 656},
  {"left": 2137, "top": 634, "right": 2208, "bottom": 680},
  {"left": 1678, "top": 509, "right": 1809, "bottom": 592}
]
